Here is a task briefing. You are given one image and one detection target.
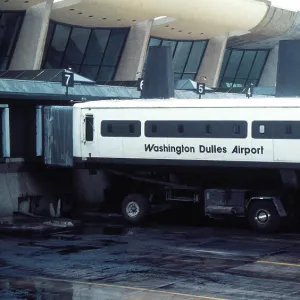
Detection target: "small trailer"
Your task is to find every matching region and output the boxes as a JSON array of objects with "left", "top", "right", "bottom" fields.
[{"left": 72, "top": 97, "right": 300, "bottom": 233}]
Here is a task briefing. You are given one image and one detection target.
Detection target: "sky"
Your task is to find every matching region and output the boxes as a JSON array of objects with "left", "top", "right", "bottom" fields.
[{"left": 270, "top": 0, "right": 300, "bottom": 11}]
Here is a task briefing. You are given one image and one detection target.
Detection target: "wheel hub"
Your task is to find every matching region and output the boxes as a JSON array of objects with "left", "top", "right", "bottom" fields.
[
  {"left": 255, "top": 210, "right": 270, "bottom": 224},
  {"left": 126, "top": 201, "right": 140, "bottom": 218}
]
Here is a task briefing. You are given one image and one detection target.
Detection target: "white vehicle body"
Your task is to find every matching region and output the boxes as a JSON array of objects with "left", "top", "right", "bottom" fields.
[
  {"left": 72, "top": 97, "right": 300, "bottom": 233},
  {"left": 73, "top": 98, "right": 300, "bottom": 168}
]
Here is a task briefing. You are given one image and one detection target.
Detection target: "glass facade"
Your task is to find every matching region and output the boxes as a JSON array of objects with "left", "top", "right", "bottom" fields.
[
  {"left": 219, "top": 49, "right": 270, "bottom": 88},
  {"left": 42, "top": 21, "right": 129, "bottom": 81},
  {"left": 144, "top": 38, "right": 208, "bottom": 80},
  {"left": 0, "top": 11, "right": 24, "bottom": 71}
]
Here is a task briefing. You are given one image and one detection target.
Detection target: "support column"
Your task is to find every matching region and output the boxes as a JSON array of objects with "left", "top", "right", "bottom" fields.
[
  {"left": 258, "top": 45, "right": 278, "bottom": 87},
  {"left": 196, "top": 36, "right": 228, "bottom": 88},
  {"left": 114, "top": 20, "right": 153, "bottom": 81},
  {"left": 9, "top": 0, "right": 53, "bottom": 70}
]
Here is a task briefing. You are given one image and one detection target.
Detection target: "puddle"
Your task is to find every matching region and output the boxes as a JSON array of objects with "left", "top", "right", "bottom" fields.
[
  {"left": 18, "top": 239, "right": 127, "bottom": 255},
  {"left": 58, "top": 245, "right": 99, "bottom": 255},
  {"left": 51, "top": 234, "right": 82, "bottom": 241},
  {"left": 0, "top": 278, "right": 74, "bottom": 299},
  {"left": 0, "top": 259, "right": 9, "bottom": 269},
  {"left": 80, "top": 225, "right": 129, "bottom": 235}
]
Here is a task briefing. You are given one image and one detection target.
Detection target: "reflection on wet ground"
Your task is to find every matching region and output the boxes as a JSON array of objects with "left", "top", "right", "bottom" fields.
[{"left": 1, "top": 220, "right": 300, "bottom": 299}]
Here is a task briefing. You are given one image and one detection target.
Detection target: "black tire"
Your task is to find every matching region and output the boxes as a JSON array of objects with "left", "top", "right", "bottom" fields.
[
  {"left": 247, "top": 200, "right": 281, "bottom": 233},
  {"left": 121, "top": 194, "right": 150, "bottom": 224}
]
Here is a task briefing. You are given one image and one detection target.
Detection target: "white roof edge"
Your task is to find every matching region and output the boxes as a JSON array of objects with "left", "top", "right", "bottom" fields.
[{"left": 74, "top": 97, "right": 300, "bottom": 108}]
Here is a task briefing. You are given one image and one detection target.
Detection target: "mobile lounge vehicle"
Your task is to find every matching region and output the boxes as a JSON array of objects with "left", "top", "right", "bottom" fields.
[{"left": 73, "top": 97, "right": 300, "bottom": 233}]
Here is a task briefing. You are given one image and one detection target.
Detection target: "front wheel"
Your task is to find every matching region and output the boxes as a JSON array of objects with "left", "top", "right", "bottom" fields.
[
  {"left": 247, "top": 200, "right": 281, "bottom": 233},
  {"left": 121, "top": 194, "right": 150, "bottom": 224}
]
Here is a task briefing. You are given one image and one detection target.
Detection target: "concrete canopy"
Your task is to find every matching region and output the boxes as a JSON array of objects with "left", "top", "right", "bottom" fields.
[
  {"left": 0, "top": 0, "right": 269, "bottom": 40},
  {"left": 50, "top": 0, "right": 269, "bottom": 40}
]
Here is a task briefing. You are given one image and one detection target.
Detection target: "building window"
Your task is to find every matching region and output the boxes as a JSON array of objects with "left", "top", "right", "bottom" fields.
[
  {"left": 0, "top": 11, "right": 24, "bottom": 70},
  {"left": 143, "top": 38, "right": 208, "bottom": 80},
  {"left": 219, "top": 49, "right": 270, "bottom": 88},
  {"left": 85, "top": 115, "right": 94, "bottom": 141},
  {"left": 43, "top": 21, "right": 129, "bottom": 81}
]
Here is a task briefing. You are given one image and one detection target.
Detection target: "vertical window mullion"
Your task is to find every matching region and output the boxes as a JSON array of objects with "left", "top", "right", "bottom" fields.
[
  {"left": 245, "top": 50, "right": 259, "bottom": 86},
  {"left": 60, "top": 26, "right": 73, "bottom": 68},
  {"left": 219, "top": 49, "right": 232, "bottom": 87},
  {"left": 232, "top": 50, "right": 245, "bottom": 85},
  {"left": 256, "top": 50, "right": 270, "bottom": 85},
  {"left": 182, "top": 41, "right": 195, "bottom": 79},
  {"left": 43, "top": 22, "right": 56, "bottom": 68},
  {"left": 95, "top": 29, "right": 112, "bottom": 80},
  {"left": 78, "top": 29, "right": 93, "bottom": 73}
]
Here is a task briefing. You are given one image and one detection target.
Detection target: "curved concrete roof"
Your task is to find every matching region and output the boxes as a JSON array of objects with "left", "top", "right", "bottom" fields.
[
  {"left": 228, "top": 6, "right": 298, "bottom": 48},
  {"left": 4, "top": 0, "right": 300, "bottom": 45},
  {"left": 0, "top": 0, "right": 46, "bottom": 10},
  {"left": 229, "top": 10, "right": 300, "bottom": 49},
  {"left": 0, "top": 0, "right": 269, "bottom": 40}
]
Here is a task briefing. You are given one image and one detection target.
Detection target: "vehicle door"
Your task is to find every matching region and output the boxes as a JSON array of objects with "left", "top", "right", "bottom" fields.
[{"left": 81, "top": 109, "right": 95, "bottom": 158}]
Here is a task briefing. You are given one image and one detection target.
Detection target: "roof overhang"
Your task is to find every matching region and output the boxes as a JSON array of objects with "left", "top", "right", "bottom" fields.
[{"left": 49, "top": 0, "right": 269, "bottom": 40}]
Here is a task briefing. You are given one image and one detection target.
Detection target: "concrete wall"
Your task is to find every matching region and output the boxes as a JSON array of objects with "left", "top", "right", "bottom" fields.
[
  {"left": 114, "top": 20, "right": 153, "bottom": 81},
  {"left": 196, "top": 36, "right": 228, "bottom": 87},
  {"left": 0, "top": 161, "right": 74, "bottom": 218},
  {"left": 228, "top": 7, "right": 297, "bottom": 49},
  {"left": 0, "top": 164, "right": 110, "bottom": 218},
  {"left": 0, "top": 162, "right": 47, "bottom": 217},
  {"left": 73, "top": 169, "right": 110, "bottom": 210},
  {"left": 9, "top": 0, "right": 53, "bottom": 70}
]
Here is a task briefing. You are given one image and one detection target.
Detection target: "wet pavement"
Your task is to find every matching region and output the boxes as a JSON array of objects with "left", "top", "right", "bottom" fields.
[{"left": 1, "top": 220, "right": 300, "bottom": 299}]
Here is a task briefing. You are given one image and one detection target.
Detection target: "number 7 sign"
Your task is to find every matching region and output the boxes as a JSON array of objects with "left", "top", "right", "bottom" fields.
[{"left": 62, "top": 71, "right": 74, "bottom": 87}]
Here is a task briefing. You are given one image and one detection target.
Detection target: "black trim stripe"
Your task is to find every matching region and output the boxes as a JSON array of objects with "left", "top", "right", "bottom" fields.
[
  {"left": 145, "top": 120, "right": 247, "bottom": 138},
  {"left": 252, "top": 121, "right": 300, "bottom": 139},
  {"left": 101, "top": 120, "right": 141, "bottom": 137},
  {"left": 73, "top": 157, "right": 300, "bottom": 170},
  {"left": 97, "top": 119, "right": 300, "bottom": 140}
]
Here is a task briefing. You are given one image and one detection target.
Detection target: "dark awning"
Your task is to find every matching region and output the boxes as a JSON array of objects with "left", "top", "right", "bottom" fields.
[
  {"left": 0, "top": 70, "right": 275, "bottom": 104},
  {"left": 0, "top": 69, "right": 95, "bottom": 84}
]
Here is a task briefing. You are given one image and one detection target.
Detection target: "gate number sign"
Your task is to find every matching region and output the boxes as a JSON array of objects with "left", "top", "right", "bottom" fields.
[
  {"left": 246, "top": 83, "right": 254, "bottom": 98},
  {"left": 137, "top": 78, "right": 144, "bottom": 91},
  {"left": 62, "top": 72, "right": 74, "bottom": 87},
  {"left": 197, "top": 83, "right": 205, "bottom": 95}
]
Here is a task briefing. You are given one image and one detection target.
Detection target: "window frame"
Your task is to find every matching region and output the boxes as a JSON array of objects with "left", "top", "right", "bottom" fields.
[
  {"left": 85, "top": 114, "right": 94, "bottom": 142},
  {"left": 252, "top": 121, "right": 300, "bottom": 139},
  {"left": 101, "top": 120, "right": 141, "bottom": 137},
  {"left": 218, "top": 49, "right": 270, "bottom": 88},
  {"left": 145, "top": 120, "right": 248, "bottom": 139},
  {"left": 42, "top": 21, "right": 130, "bottom": 81},
  {"left": 143, "top": 37, "right": 208, "bottom": 81}
]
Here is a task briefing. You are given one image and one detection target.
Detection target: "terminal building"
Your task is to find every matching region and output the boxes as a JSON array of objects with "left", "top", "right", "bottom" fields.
[
  {"left": 0, "top": 0, "right": 300, "bottom": 218},
  {"left": 3, "top": 0, "right": 300, "bottom": 88}
]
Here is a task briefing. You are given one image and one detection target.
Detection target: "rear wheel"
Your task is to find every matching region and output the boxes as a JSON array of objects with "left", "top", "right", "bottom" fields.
[
  {"left": 122, "top": 194, "right": 150, "bottom": 224},
  {"left": 247, "top": 200, "right": 281, "bottom": 233}
]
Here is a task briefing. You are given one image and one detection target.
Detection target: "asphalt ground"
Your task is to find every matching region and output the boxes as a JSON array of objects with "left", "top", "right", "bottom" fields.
[{"left": 1, "top": 213, "right": 300, "bottom": 300}]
